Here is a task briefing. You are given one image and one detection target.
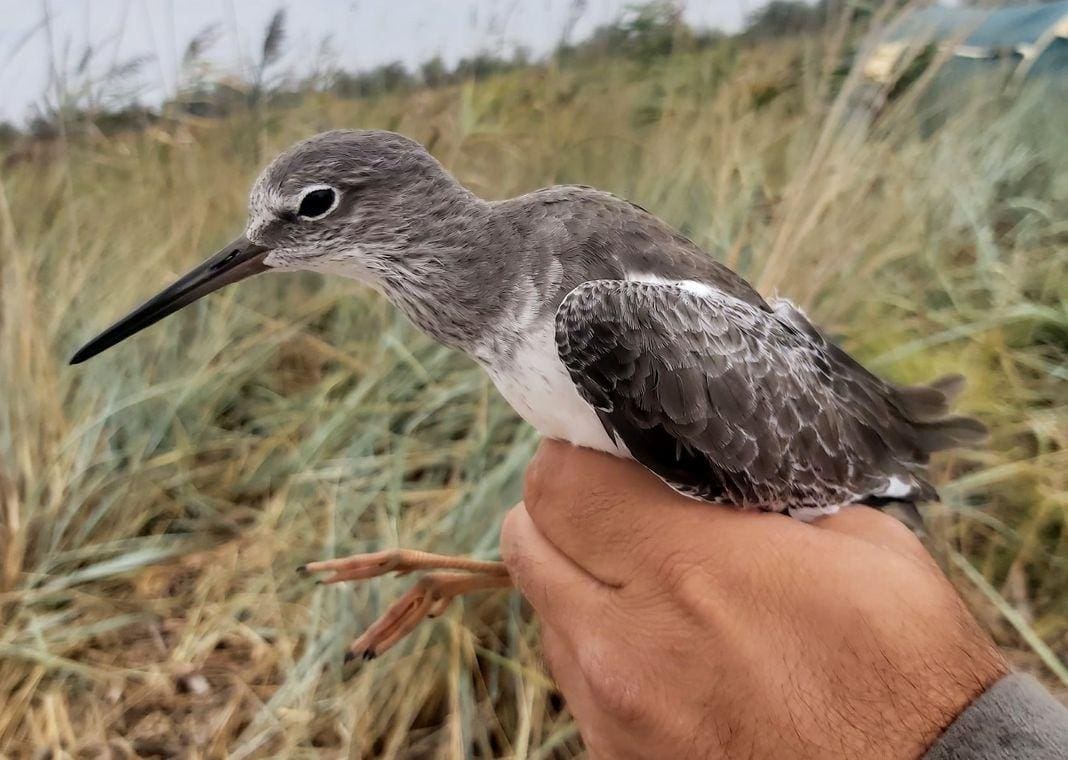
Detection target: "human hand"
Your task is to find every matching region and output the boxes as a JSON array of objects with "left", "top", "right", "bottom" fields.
[{"left": 500, "top": 440, "right": 1009, "bottom": 760}]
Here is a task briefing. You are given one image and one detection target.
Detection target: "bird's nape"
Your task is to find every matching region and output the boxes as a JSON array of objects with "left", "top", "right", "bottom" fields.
[{"left": 68, "top": 235, "right": 270, "bottom": 365}]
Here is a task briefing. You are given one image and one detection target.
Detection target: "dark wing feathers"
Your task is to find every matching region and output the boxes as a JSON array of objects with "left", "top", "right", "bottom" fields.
[{"left": 555, "top": 280, "right": 984, "bottom": 512}]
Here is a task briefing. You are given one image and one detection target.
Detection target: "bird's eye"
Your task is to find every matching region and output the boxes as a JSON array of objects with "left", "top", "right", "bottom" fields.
[{"left": 297, "top": 188, "right": 337, "bottom": 219}]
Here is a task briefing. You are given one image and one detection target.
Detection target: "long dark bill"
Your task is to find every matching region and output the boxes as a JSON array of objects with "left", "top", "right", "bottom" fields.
[{"left": 69, "top": 236, "right": 270, "bottom": 365}]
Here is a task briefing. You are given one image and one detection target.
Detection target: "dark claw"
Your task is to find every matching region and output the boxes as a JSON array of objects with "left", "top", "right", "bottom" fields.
[
  {"left": 296, "top": 564, "right": 309, "bottom": 574},
  {"left": 362, "top": 650, "right": 376, "bottom": 661},
  {"left": 344, "top": 651, "right": 356, "bottom": 663}
]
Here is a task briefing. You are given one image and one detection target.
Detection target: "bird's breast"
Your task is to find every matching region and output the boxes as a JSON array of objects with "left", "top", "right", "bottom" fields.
[{"left": 481, "top": 321, "right": 628, "bottom": 457}]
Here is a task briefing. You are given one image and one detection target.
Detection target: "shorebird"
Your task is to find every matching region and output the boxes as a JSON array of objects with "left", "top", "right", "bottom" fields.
[{"left": 71, "top": 129, "right": 986, "bottom": 659}]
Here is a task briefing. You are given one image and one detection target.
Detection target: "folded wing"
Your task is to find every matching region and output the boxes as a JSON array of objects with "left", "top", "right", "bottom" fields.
[{"left": 555, "top": 279, "right": 985, "bottom": 514}]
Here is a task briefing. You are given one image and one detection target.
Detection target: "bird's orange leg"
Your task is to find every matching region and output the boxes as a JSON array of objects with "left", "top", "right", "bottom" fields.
[
  {"left": 346, "top": 570, "right": 512, "bottom": 660},
  {"left": 300, "top": 549, "right": 507, "bottom": 584},
  {"left": 300, "top": 550, "right": 511, "bottom": 659}
]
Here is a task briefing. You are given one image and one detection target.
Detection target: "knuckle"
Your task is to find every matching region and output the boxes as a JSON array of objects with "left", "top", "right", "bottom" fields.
[
  {"left": 669, "top": 566, "right": 732, "bottom": 630},
  {"left": 888, "top": 518, "right": 927, "bottom": 552},
  {"left": 523, "top": 440, "right": 570, "bottom": 511},
  {"left": 824, "top": 506, "right": 934, "bottom": 563},
  {"left": 650, "top": 547, "right": 700, "bottom": 591},
  {"left": 499, "top": 508, "right": 524, "bottom": 560},
  {"left": 647, "top": 537, "right": 732, "bottom": 595},
  {"left": 524, "top": 442, "right": 615, "bottom": 526},
  {"left": 631, "top": 542, "right": 744, "bottom": 633},
  {"left": 522, "top": 454, "right": 548, "bottom": 510},
  {"left": 867, "top": 509, "right": 931, "bottom": 557},
  {"left": 864, "top": 506, "right": 910, "bottom": 535},
  {"left": 499, "top": 515, "right": 534, "bottom": 585},
  {"left": 505, "top": 551, "right": 535, "bottom": 593}
]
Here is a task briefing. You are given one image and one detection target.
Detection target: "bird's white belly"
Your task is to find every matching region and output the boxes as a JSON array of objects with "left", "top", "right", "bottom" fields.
[{"left": 482, "top": 323, "right": 628, "bottom": 457}]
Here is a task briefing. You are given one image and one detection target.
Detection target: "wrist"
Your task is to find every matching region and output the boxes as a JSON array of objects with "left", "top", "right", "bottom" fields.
[{"left": 841, "top": 627, "right": 1010, "bottom": 759}]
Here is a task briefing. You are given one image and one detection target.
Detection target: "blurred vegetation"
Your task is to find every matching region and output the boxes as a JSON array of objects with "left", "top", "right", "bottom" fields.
[
  {"left": 1, "top": 2, "right": 1066, "bottom": 757},
  {"left": 0, "top": 1, "right": 851, "bottom": 143}
]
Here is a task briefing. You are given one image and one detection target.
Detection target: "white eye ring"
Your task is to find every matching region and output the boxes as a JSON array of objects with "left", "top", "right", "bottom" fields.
[{"left": 296, "top": 184, "right": 340, "bottom": 219}]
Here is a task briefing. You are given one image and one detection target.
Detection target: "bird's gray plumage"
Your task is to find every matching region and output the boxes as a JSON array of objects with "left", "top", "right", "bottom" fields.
[
  {"left": 244, "top": 129, "right": 986, "bottom": 514},
  {"left": 79, "top": 128, "right": 986, "bottom": 516}
]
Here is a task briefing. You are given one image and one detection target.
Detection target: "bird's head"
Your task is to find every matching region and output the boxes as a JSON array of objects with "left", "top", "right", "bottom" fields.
[{"left": 70, "top": 129, "right": 480, "bottom": 364}]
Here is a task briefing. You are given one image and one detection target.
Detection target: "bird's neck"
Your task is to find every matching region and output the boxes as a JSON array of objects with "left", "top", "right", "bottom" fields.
[{"left": 374, "top": 193, "right": 532, "bottom": 362}]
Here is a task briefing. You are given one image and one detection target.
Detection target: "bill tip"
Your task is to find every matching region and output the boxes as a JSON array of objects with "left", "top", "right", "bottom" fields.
[{"left": 69, "top": 341, "right": 99, "bottom": 365}]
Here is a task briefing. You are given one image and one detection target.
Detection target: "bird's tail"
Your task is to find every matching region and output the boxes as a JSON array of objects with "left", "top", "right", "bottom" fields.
[
  {"left": 864, "top": 373, "right": 988, "bottom": 509},
  {"left": 894, "top": 374, "right": 989, "bottom": 457},
  {"left": 773, "top": 300, "right": 987, "bottom": 509}
]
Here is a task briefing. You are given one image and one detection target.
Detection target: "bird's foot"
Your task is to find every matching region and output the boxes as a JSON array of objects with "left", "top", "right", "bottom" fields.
[
  {"left": 299, "top": 548, "right": 507, "bottom": 584},
  {"left": 299, "top": 549, "right": 511, "bottom": 659},
  {"left": 345, "top": 570, "right": 512, "bottom": 660}
]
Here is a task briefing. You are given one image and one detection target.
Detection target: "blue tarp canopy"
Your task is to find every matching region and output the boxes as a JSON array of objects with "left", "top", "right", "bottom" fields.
[
  {"left": 888, "top": 2, "right": 1068, "bottom": 54},
  {"left": 871, "top": 2, "right": 1068, "bottom": 77},
  {"left": 965, "top": 3, "right": 1068, "bottom": 48}
]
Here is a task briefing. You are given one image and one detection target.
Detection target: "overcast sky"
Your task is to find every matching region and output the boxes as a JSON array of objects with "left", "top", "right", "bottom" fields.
[{"left": 0, "top": 0, "right": 761, "bottom": 125}]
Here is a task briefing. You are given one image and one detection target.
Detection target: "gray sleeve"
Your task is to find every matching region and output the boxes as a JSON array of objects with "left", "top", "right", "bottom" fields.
[{"left": 924, "top": 673, "right": 1068, "bottom": 760}]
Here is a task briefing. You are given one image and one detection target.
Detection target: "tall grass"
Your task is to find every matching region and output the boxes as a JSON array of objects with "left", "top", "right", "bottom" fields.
[{"left": 1, "top": 35, "right": 1066, "bottom": 757}]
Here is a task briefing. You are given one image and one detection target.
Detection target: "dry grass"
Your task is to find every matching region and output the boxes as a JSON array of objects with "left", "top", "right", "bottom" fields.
[{"left": 1, "top": 33, "right": 1066, "bottom": 758}]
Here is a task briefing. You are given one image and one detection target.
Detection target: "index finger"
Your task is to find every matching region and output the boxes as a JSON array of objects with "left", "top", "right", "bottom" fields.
[{"left": 814, "top": 506, "right": 937, "bottom": 567}]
